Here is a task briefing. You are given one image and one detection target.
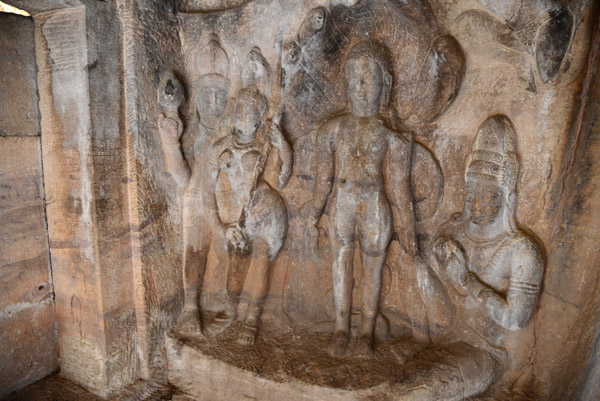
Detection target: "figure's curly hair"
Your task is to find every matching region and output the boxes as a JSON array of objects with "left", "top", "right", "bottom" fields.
[
  {"left": 346, "top": 40, "right": 392, "bottom": 79},
  {"left": 236, "top": 84, "right": 268, "bottom": 117}
]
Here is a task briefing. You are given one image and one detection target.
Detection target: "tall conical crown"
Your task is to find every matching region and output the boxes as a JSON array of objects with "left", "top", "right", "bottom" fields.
[
  {"left": 466, "top": 115, "right": 519, "bottom": 191},
  {"left": 194, "top": 33, "right": 230, "bottom": 81}
]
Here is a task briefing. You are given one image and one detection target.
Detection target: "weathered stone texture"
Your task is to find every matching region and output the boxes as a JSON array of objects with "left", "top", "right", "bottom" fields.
[
  {"left": 166, "top": 336, "right": 372, "bottom": 401},
  {"left": 0, "top": 301, "right": 59, "bottom": 397},
  {"left": 0, "top": 136, "right": 58, "bottom": 397},
  {"left": 0, "top": 13, "right": 57, "bottom": 396},
  {"left": 0, "top": 14, "right": 39, "bottom": 137},
  {"left": 1, "top": 0, "right": 600, "bottom": 399}
]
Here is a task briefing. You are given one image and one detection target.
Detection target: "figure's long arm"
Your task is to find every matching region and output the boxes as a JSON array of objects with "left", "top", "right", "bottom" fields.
[
  {"left": 461, "top": 242, "right": 544, "bottom": 330},
  {"left": 310, "top": 122, "right": 335, "bottom": 220},
  {"left": 200, "top": 143, "right": 224, "bottom": 233},
  {"left": 159, "top": 113, "right": 190, "bottom": 188},
  {"left": 384, "top": 132, "right": 417, "bottom": 255},
  {"left": 275, "top": 133, "right": 293, "bottom": 190}
]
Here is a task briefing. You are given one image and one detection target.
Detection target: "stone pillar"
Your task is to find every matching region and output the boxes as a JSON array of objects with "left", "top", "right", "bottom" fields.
[{"left": 33, "top": 4, "right": 138, "bottom": 396}]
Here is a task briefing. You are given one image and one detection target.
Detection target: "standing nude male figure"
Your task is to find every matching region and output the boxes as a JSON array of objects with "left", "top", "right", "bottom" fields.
[{"left": 308, "top": 40, "right": 417, "bottom": 357}]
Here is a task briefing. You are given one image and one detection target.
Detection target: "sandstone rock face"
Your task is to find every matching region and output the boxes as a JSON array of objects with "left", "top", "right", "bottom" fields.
[
  {"left": 1, "top": 0, "right": 600, "bottom": 400},
  {"left": 0, "top": 13, "right": 58, "bottom": 397}
]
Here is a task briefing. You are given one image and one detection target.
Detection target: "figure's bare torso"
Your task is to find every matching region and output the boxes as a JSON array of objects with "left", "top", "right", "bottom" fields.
[
  {"left": 217, "top": 138, "right": 261, "bottom": 224},
  {"left": 440, "top": 215, "right": 541, "bottom": 356},
  {"left": 333, "top": 115, "right": 391, "bottom": 194}
]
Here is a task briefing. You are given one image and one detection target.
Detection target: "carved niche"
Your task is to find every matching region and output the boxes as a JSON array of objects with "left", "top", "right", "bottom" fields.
[{"left": 153, "top": 0, "right": 582, "bottom": 399}]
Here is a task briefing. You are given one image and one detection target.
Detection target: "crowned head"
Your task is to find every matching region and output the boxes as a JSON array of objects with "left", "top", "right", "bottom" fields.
[
  {"left": 195, "top": 33, "right": 230, "bottom": 129},
  {"left": 234, "top": 85, "right": 268, "bottom": 141},
  {"left": 465, "top": 115, "right": 519, "bottom": 231}
]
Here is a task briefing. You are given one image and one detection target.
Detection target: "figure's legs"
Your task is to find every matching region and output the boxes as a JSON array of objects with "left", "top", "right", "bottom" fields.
[
  {"left": 237, "top": 239, "right": 271, "bottom": 346},
  {"left": 329, "top": 193, "right": 357, "bottom": 357},
  {"left": 356, "top": 251, "right": 387, "bottom": 357},
  {"left": 233, "top": 188, "right": 287, "bottom": 345},
  {"left": 356, "top": 192, "right": 392, "bottom": 357},
  {"left": 206, "top": 234, "right": 237, "bottom": 336},
  {"left": 175, "top": 214, "right": 211, "bottom": 335},
  {"left": 328, "top": 198, "right": 357, "bottom": 357},
  {"left": 329, "top": 239, "right": 355, "bottom": 357}
]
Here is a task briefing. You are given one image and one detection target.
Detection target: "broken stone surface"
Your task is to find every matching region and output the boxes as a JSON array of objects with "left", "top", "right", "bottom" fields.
[{"left": 1, "top": 0, "right": 600, "bottom": 400}]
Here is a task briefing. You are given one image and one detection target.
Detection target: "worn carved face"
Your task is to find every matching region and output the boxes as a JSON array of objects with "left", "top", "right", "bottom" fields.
[
  {"left": 465, "top": 180, "right": 504, "bottom": 226},
  {"left": 197, "top": 82, "right": 228, "bottom": 129},
  {"left": 234, "top": 99, "right": 263, "bottom": 140},
  {"left": 346, "top": 56, "right": 384, "bottom": 117}
]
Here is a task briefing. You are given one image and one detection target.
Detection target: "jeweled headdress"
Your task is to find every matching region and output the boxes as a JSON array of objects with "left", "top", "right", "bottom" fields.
[
  {"left": 194, "top": 33, "right": 230, "bottom": 88},
  {"left": 466, "top": 115, "right": 519, "bottom": 191}
]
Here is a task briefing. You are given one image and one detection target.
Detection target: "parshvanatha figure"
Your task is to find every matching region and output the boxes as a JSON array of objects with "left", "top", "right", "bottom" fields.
[{"left": 308, "top": 39, "right": 418, "bottom": 358}]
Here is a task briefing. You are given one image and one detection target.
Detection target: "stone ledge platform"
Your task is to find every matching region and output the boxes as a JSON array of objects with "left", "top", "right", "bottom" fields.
[{"left": 164, "top": 322, "right": 422, "bottom": 401}]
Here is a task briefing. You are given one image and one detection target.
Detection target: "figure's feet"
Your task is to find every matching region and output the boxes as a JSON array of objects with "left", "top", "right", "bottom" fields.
[
  {"left": 236, "top": 322, "right": 258, "bottom": 346},
  {"left": 174, "top": 308, "right": 203, "bottom": 336},
  {"left": 206, "top": 312, "right": 235, "bottom": 336},
  {"left": 327, "top": 331, "right": 349, "bottom": 358},
  {"left": 354, "top": 335, "right": 374, "bottom": 359}
]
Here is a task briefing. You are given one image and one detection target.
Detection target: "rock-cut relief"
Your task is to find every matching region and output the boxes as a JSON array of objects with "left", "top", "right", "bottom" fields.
[
  {"left": 282, "top": 0, "right": 449, "bottom": 333},
  {"left": 395, "top": 115, "right": 545, "bottom": 400},
  {"left": 159, "top": 33, "right": 233, "bottom": 336},
  {"left": 201, "top": 81, "right": 292, "bottom": 346},
  {"left": 452, "top": 0, "right": 581, "bottom": 90},
  {"left": 307, "top": 40, "right": 418, "bottom": 358},
  {"left": 162, "top": 36, "right": 291, "bottom": 346}
]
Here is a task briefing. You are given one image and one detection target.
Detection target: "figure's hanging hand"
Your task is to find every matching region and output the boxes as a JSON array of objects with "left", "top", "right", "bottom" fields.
[
  {"left": 398, "top": 226, "right": 418, "bottom": 261},
  {"left": 223, "top": 224, "right": 247, "bottom": 253},
  {"left": 267, "top": 121, "right": 285, "bottom": 149},
  {"left": 306, "top": 214, "right": 320, "bottom": 260}
]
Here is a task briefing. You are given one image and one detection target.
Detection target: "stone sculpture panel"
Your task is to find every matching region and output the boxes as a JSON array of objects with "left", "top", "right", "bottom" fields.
[
  {"left": 306, "top": 39, "right": 418, "bottom": 358},
  {"left": 394, "top": 115, "right": 545, "bottom": 400},
  {"left": 151, "top": 0, "right": 595, "bottom": 400}
]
